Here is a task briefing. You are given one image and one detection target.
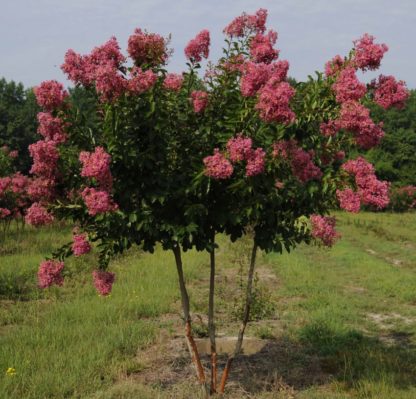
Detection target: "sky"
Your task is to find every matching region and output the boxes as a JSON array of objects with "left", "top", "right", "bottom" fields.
[{"left": 1, "top": 0, "right": 415, "bottom": 88}]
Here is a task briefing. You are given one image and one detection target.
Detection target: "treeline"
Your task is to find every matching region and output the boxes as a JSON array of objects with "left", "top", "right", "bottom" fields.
[{"left": 0, "top": 77, "right": 415, "bottom": 186}]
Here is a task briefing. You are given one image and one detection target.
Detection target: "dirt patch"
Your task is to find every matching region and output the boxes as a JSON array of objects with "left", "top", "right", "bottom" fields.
[{"left": 367, "top": 312, "right": 416, "bottom": 329}]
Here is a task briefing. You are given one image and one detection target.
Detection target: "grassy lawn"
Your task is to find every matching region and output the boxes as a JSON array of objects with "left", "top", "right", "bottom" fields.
[{"left": 1, "top": 212, "right": 416, "bottom": 398}]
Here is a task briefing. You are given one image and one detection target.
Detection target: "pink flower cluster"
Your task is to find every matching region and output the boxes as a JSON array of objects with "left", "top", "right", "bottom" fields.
[
  {"left": 223, "top": 8, "right": 268, "bottom": 37},
  {"left": 256, "top": 81, "right": 295, "bottom": 124},
  {"left": 79, "top": 146, "right": 113, "bottom": 190},
  {"left": 0, "top": 208, "right": 11, "bottom": 218},
  {"left": 163, "top": 73, "right": 184, "bottom": 92},
  {"left": 81, "top": 187, "right": 118, "bottom": 216},
  {"left": 191, "top": 91, "right": 209, "bottom": 113},
  {"left": 128, "top": 67, "right": 157, "bottom": 94},
  {"left": 249, "top": 31, "right": 279, "bottom": 64},
  {"left": 372, "top": 75, "right": 409, "bottom": 109},
  {"left": 226, "top": 135, "right": 266, "bottom": 177},
  {"left": 185, "top": 30, "right": 210, "bottom": 63},
  {"left": 27, "top": 177, "right": 55, "bottom": 202},
  {"left": 353, "top": 34, "right": 388, "bottom": 71},
  {"left": 320, "top": 120, "right": 340, "bottom": 137},
  {"left": 38, "top": 260, "right": 65, "bottom": 288},
  {"left": 72, "top": 233, "right": 91, "bottom": 256},
  {"left": 203, "top": 149, "right": 234, "bottom": 179},
  {"left": 310, "top": 215, "right": 340, "bottom": 247},
  {"left": 127, "top": 28, "right": 168, "bottom": 67},
  {"left": 272, "top": 140, "right": 322, "bottom": 182},
  {"left": 37, "top": 112, "right": 67, "bottom": 143},
  {"left": 29, "top": 140, "right": 59, "bottom": 178},
  {"left": 92, "top": 270, "right": 115, "bottom": 296},
  {"left": 240, "top": 60, "right": 289, "bottom": 97},
  {"left": 34, "top": 80, "right": 68, "bottom": 111},
  {"left": 25, "top": 202, "right": 54, "bottom": 226},
  {"left": 94, "top": 63, "right": 126, "bottom": 102},
  {"left": 8, "top": 150, "right": 18, "bottom": 159},
  {"left": 324, "top": 55, "right": 344, "bottom": 77},
  {"left": 339, "top": 101, "right": 384, "bottom": 149},
  {"left": 339, "top": 157, "right": 390, "bottom": 210},
  {"left": 222, "top": 54, "right": 245, "bottom": 73},
  {"left": 332, "top": 67, "right": 366, "bottom": 103}
]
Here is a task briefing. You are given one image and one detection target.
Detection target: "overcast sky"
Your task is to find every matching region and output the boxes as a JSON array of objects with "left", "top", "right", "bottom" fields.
[{"left": 1, "top": 0, "right": 415, "bottom": 88}]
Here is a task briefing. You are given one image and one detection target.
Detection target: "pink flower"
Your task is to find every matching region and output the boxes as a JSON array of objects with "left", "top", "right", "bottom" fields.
[
  {"left": 25, "top": 202, "right": 54, "bottom": 226},
  {"left": 310, "top": 215, "right": 340, "bottom": 247},
  {"left": 249, "top": 31, "right": 279, "bottom": 64},
  {"left": 256, "top": 81, "right": 295, "bottom": 124},
  {"left": 94, "top": 63, "right": 127, "bottom": 102},
  {"left": 203, "top": 149, "right": 233, "bottom": 179},
  {"left": 79, "top": 146, "right": 113, "bottom": 190},
  {"left": 81, "top": 187, "right": 118, "bottom": 216},
  {"left": 72, "top": 233, "right": 91, "bottom": 256},
  {"left": 372, "top": 75, "right": 409, "bottom": 109},
  {"left": 89, "top": 37, "right": 125, "bottom": 68},
  {"left": 272, "top": 140, "right": 322, "bottom": 182},
  {"left": 191, "top": 90, "right": 209, "bottom": 113},
  {"left": 222, "top": 54, "right": 245, "bottom": 73},
  {"left": 127, "top": 67, "right": 157, "bottom": 95},
  {"left": 127, "top": 28, "right": 168, "bottom": 66},
  {"left": 92, "top": 270, "right": 115, "bottom": 296},
  {"left": 38, "top": 260, "right": 65, "bottom": 288},
  {"left": 61, "top": 49, "right": 90, "bottom": 85},
  {"left": 29, "top": 140, "right": 60, "bottom": 178},
  {"left": 8, "top": 150, "right": 18, "bottom": 159},
  {"left": 332, "top": 67, "right": 366, "bottom": 103},
  {"left": 0, "top": 177, "right": 11, "bottom": 196},
  {"left": 185, "top": 30, "right": 210, "bottom": 63},
  {"left": 339, "top": 101, "right": 384, "bottom": 149},
  {"left": 336, "top": 188, "right": 361, "bottom": 213},
  {"left": 224, "top": 8, "right": 268, "bottom": 37},
  {"left": 342, "top": 157, "right": 390, "bottom": 209},
  {"left": 245, "top": 148, "right": 266, "bottom": 177},
  {"left": 0, "top": 208, "right": 11, "bottom": 218},
  {"left": 352, "top": 33, "right": 388, "bottom": 71},
  {"left": 275, "top": 180, "right": 284, "bottom": 189},
  {"left": 320, "top": 120, "right": 341, "bottom": 137},
  {"left": 27, "top": 177, "right": 56, "bottom": 201},
  {"left": 37, "top": 112, "right": 67, "bottom": 143},
  {"left": 325, "top": 55, "right": 344, "bottom": 77},
  {"left": 226, "top": 135, "right": 253, "bottom": 162},
  {"left": 34, "top": 80, "right": 68, "bottom": 111},
  {"left": 163, "top": 73, "right": 184, "bottom": 92},
  {"left": 10, "top": 173, "right": 29, "bottom": 194}
]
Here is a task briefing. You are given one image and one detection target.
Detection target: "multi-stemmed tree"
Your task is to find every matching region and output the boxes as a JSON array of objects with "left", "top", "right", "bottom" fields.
[{"left": 27, "top": 9, "right": 408, "bottom": 396}]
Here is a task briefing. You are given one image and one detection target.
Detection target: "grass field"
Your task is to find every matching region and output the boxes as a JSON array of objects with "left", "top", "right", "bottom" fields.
[{"left": 1, "top": 212, "right": 416, "bottom": 398}]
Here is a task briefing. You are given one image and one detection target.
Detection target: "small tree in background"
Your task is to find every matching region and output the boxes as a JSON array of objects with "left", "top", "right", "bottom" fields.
[{"left": 27, "top": 8, "right": 408, "bottom": 396}]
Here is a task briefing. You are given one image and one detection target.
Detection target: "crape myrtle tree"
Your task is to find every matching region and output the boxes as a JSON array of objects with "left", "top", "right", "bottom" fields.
[{"left": 28, "top": 9, "right": 408, "bottom": 396}]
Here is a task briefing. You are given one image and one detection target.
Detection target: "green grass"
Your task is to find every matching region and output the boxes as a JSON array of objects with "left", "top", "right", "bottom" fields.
[{"left": 1, "top": 212, "right": 416, "bottom": 398}]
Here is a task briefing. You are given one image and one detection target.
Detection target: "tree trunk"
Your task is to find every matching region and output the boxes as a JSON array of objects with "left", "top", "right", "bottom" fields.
[
  {"left": 219, "top": 242, "right": 258, "bottom": 394},
  {"left": 208, "top": 232, "right": 217, "bottom": 394},
  {"left": 172, "top": 245, "right": 208, "bottom": 394}
]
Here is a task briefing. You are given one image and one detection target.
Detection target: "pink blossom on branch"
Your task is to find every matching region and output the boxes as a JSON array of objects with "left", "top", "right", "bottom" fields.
[
  {"left": 92, "top": 270, "right": 115, "bottom": 296},
  {"left": 89, "top": 37, "right": 125, "bottom": 69},
  {"left": 27, "top": 177, "right": 56, "bottom": 202},
  {"left": 72, "top": 234, "right": 91, "bottom": 256},
  {"left": 249, "top": 31, "right": 279, "bottom": 64},
  {"left": 185, "top": 30, "right": 210, "bottom": 63},
  {"left": 127, "top": 28, "right": 168, "bottom": 67},
  {"left": 226, "top": 135, "right": 253, "bottom": 162},
  {"left": 310, "top": 215, "right": 340, "bottom": 247},
  {"left": 127, "top": 67, "right": 157, "bottom": 95},
  {"left": 372, "top": 75, "right": 409, "bottom": 110},
  {"left": 336, "top": 188, "right": 361, "bottom": 213},
  {"left": 324, "top": 55, "right": 344, "bottom": 77},
  {"left": 79, "top": 146, "right": 113, "bottom": 190},
  {"left": 94, "top": 63, "right": 127, "bottom": 102},
  {"left": 25, "top": 202, "right": 54, "bottom": 226},
  {"left": 203, "top": 149, "right": 234, "bottom": 179},
  {"left": 352, "top": 33, "right": 388, "bottom": 71},
  {"left": 191, "top": 90, "right": 209, "bottom": 113},
  {"left": 34, "top": 80, "right": 68, "bottom": 111},
  {"left": 37, "top": 112, "right": 67, "bottom": 143},
  {"left": 29, "top": 140, "right": 60, "bottom": 178},
  {"left": 223, "top": 8, "right": 268, "bottom": 37},
  {"left": 163, "top": 73, "right": 184, "bottom": 92},
  {"left": 0, "top": 208, "right": 11, "bottom": 218},
  {"left": 81, "top": 187, "right": 118, "bottom": 216},
  {"left": 332, "top": 67, "right": 366, "bottom": 103},
  {"left": 38, "top": 260, "right": 65, "bottom": 288},
  {"left": 256, "top": 81, "right": 295, "bottom": 124},
  {"left": 245, "top": 148, "right": 266, "bottom": 177}
]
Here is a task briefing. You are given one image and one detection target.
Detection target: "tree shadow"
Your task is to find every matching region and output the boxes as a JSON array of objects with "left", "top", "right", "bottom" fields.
[{"left": 221, "top": 323, "right": 416, "bottom": 395}]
